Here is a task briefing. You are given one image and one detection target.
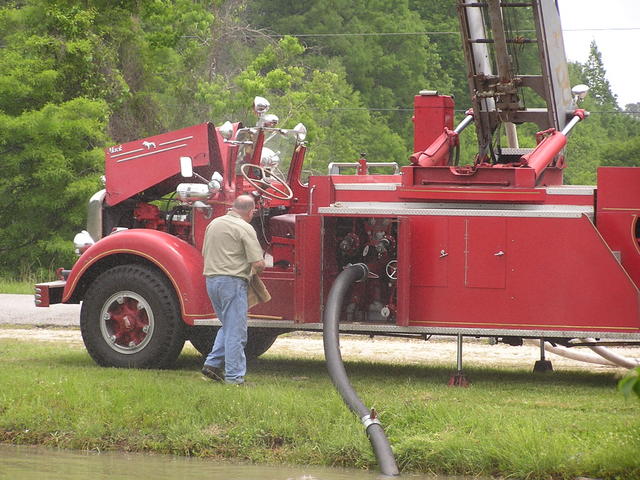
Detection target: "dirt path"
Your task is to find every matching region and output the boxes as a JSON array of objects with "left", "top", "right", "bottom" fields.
[
  {"left": 0, "top": 294, "right": 80, "bottom": 326},
  {"left": 2, "top": 325, "right": 639, "bottom": 373}
]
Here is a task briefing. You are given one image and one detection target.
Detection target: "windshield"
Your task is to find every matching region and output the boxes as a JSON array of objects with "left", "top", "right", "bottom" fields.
[{"left": 236, "top": 128, "right": 298, "bottom": 181}]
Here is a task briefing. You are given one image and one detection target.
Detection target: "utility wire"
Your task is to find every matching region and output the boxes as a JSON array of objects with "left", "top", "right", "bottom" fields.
[
  {"left": 267, "top": 27, "right": 640, "bottom": 38},
  {"left": 326, "top": 107, "right": 640, "bottom": 115}
]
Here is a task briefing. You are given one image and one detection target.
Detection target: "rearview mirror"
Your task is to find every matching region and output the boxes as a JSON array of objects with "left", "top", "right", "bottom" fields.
[
  {"left": 180, "top": 156, "right": 193, "bottom": 178},
  {"left": 571, "top": 84, "right": 589, "bottom": 103},
  {"left": 219, "top": 121, "right": 234, "bottom": 140}
]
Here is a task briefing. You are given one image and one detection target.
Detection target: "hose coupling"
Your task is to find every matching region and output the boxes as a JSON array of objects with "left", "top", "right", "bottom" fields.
[
  {"left": 361, "top": 414, "right": 381, "bottom": 430},
  {"left": 346, "top": 263, "right": 369, "bottom": 283}
]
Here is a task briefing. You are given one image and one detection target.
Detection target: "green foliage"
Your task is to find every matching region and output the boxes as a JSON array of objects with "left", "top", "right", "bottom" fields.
[
  {"left": 0, "top": 0, "right": 639, "bottom": 274},
  {"left": 199, "top": 36, "right": 407, "bottom": 169},
  {"left": 625, "top": 102, "right": 640, "bottom": 120},
  {"left": 0, "top": 98, "right": 109, "bottom": 271},
  {"left": 583, "top": 41, "right": 618, "bottom": 109},
  {"left": 564, "top": 59, "right": 640, "bottom": 183},
  {"left": 601, "top": 134, "right": 640, "bottom": 168},
  {"left": 619, "top": 367, "right": 640, "bottom": 401},
  {"left": 248, "top": 0, "right": 454, "bottom": 141}
]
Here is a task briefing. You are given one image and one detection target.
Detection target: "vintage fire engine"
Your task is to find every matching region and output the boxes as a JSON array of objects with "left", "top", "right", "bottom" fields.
[{"left": 35, "top": 1, "right": 640, "bottom": 371}]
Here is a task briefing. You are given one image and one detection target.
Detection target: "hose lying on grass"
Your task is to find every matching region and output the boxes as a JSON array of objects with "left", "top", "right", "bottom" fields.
[{"left": 322, "top": 263, "right": 400, "bottom": 477}]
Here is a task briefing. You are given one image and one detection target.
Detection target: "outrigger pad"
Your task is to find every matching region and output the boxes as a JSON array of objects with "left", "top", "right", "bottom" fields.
[
  {"left": 533, "top": 360, "right": 554, "bottom": 373},
  {"left": 448, "top": 372, "right": 470, "bottom": 387}
]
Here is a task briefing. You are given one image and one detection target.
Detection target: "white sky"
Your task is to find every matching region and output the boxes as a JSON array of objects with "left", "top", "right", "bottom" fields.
[{"left": 557, "top": 0, "right": 640, "bottom": 107}]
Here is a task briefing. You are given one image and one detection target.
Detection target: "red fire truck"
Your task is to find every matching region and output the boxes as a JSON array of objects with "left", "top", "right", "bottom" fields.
[{"left": 35, "top": 1, "right": 640, "bottom": 370}]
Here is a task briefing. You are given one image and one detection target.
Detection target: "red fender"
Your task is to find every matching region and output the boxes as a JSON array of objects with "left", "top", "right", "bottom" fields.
[{"left": 63, "top": 229, "right": 212, "bottom": 324}]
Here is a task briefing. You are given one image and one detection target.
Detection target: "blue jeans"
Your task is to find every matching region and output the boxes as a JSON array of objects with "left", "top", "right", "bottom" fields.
[{"left": 204, "top": 276, "right": 248, "bottom": 383}]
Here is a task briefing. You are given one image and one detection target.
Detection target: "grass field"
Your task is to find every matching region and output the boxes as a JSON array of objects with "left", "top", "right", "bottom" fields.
[
  {"left": 0, "top": 279, "right": 34, "bottom": 295},
  {"left": 0, "top": 338, "right": 638, "bottom": 479}
]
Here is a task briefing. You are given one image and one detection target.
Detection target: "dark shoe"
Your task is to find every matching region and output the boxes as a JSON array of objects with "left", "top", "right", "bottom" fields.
[
  {"left": 225, "top": 378, "right": 251, "bottom": 386},
  {"left": 201, "top": 365, "right": 224, "bottom": 382}
]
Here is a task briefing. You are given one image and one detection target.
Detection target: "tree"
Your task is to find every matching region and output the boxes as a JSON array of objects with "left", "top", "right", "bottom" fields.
[
  {"left": 563, "top": 57, "right": 640, "bottom": 184},
  {"left": 582, "top": 40, "right": 618, "bottom": 109},
  {"left": 601, "top": 134, "right": 640, "bottom": 168},
  {"left": 0, "top": 2, "right": 114, "bottom": 273},
  {"left": 198, "top": 36, "right": 407, "bottom": 168},
  {"left": 247, "top": 0, "right": 454, "bottom": 142},
  {"left": 625, "top": 102, "right": 640, "bottom": 120},
  {"left": 0, "top": 99, "right": 109, "bottom": 272},
  {"left": 1, "top": 0, "right": 640, "bottom": 274}
]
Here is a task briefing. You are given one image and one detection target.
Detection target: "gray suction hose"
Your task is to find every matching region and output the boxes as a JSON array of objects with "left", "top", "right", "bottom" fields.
[
  {"left": 581, "top": 337, "right": 640, "bottom": 369},
  {"left": 323, "top": 263, "right": 400, "bottom": 477}
]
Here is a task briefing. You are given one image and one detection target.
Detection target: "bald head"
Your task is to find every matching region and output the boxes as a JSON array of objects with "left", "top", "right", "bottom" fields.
[
  {"left": 233, "top": 194, "right": 255, "bottom": 212},
  {"left": 232, "top": 194, "right": 256, "bottom": 221}
]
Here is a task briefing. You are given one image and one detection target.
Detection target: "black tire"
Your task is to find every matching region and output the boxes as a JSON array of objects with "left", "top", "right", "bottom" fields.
[
  {"left": 245, "top": 328, "right": 280, "bottom": 359},
  {"left": 188, "top": 326, "right": 218, "bottom": 356},
  {"left": 80, "top": 264, "right": 185, "bottom": 368},
  {"left": 187, "top": 326, "right": 279, "bottom": 360}
]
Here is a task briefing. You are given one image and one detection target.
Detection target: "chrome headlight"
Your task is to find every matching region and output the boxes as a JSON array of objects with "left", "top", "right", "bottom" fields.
[
  {"left": 208, "top": 171, "right": 223, "bottom": 194},
  {"left": 260, "top": 147, "right": 280, "bottom": 169},
  {"left": 254, "top": 96, "right": 270, "bottom": 115},
  {"left": 293, "top": 123, "right": 307, "bottom": 142},
  {"left": 260, "top": 113, "right": 279, "bottom": 128},
  {"left": 73, "top": 230, "right": 95, "bottom": 256},
  {"left": 176, "top": 183, "right": 211, "bottom": 202}
]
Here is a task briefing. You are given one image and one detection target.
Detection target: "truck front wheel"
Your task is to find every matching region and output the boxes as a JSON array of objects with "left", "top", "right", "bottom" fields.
[{"left": 80, "top": 264, "right": 185, "bottom": 368}]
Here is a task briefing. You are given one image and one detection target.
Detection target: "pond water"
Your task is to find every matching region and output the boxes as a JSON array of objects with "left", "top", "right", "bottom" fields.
[{"left": 0, "top": 445, "right": 469, "bottom": 480}]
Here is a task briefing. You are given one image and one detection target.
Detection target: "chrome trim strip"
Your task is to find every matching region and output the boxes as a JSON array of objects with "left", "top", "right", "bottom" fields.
[
  {"left": 159, "top": 135, "right": 193, "bottom": 146},
  {"left": 109, "top": 148, "right": 143, "bottom": 158},
  {"left": 334, "top": 183, "right": 400, "bottom": 191},
  {"left": 332, "top": 182, "right": 595, "bottom": 196},
  {"left": 192, "top": 319, "right": 640, "bottom": 340},
  {"left": 318, "top": 201, "right": 593, "bottom": 218},
  {"left": 545, "top": 185, "right": 595, "bottom": 196},
  {"left": 116, "top": 144, "right": 188, "bottom": 163},
  {"left": 193, "top": 319, "right": 220, "bottom": 326}
]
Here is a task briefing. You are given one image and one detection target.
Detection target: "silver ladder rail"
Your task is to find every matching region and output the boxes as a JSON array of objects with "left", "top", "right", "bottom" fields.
[{"left": 457, "top": 0, "right": 574, "bottom": 157}]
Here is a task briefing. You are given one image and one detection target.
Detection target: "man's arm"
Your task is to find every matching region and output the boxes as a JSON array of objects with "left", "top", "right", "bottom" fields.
[{"left": 251, "top": 259, "right": 265, "bottom": 275}]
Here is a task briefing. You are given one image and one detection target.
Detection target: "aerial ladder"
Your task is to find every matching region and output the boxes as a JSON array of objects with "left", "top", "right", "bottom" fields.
[{"left": 411, "top": 0, "right": 586, "bottom": 182}]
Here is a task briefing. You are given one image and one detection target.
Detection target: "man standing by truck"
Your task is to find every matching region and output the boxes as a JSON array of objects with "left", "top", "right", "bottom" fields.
[{"left": 201, "top": 194, "right": 265, "bottom": 385}]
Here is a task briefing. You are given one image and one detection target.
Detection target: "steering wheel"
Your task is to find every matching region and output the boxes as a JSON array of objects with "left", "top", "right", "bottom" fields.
[
  {"left": 240, "top": 163, "right": 293, "bottom": 200},
  {"left": 385, "top": 260, "right": 398, "bottom": 280}
]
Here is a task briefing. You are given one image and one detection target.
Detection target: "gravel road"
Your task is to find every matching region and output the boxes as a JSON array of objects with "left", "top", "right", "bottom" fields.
[{"left": 0, "top": 294, "right": 80, "bottom": 326}]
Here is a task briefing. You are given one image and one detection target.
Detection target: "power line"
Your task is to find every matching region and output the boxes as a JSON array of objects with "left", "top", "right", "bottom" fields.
[
  {"left": 564, "top": 27, "right": 640, "bottom": 32},
  {"left": 276, "top": 31, "right": 459, "bottom": 37},
  {"left": 326, "top": 107, "right": 639, "bottom": 115},
  {"left": 268, "top": 27, "right": 640, "bottom": 39}
]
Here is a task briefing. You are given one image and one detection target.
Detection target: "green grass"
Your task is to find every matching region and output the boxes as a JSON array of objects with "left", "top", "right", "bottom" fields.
[
  {"left": 0, "top": 270, "right": 53, "bottom": 294},
  {"left": 1, "top": 339, "right": 639, "bottom": 479},
  {"left": 0, "top": 280, "right": 34, "bottom": 294}
]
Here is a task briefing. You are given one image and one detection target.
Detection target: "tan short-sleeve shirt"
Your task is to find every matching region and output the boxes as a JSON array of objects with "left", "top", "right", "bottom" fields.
[{"left": 202, "top": 210, "right": 263, "bottom": 280}]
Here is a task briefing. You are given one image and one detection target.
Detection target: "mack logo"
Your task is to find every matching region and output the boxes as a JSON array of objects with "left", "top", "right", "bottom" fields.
[
  {"left": 142, "top": 141, "right": 157, "bottom": 149},
  {"left": 109, "top": 145, "right": 123, "bottom": 154}
]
